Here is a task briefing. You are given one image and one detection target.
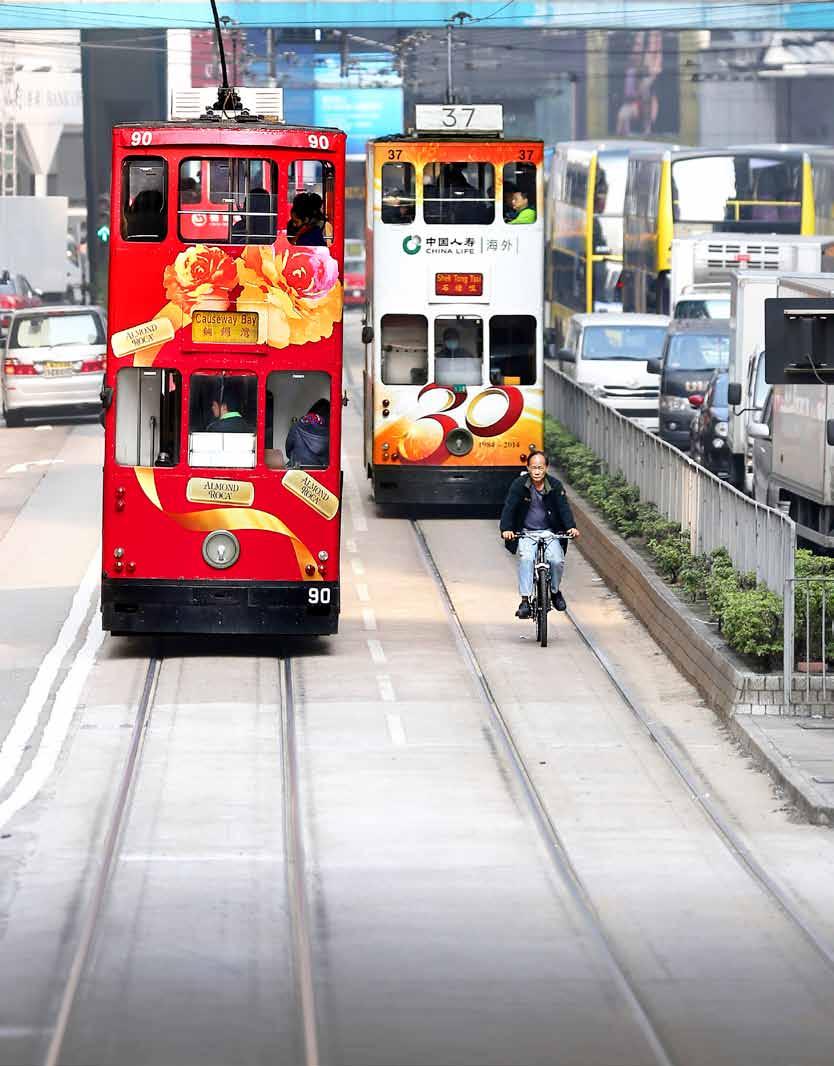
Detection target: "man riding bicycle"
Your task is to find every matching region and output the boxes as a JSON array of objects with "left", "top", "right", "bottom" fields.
[{"left": 499, "top": 451, "right": 579, "bottom": 619}]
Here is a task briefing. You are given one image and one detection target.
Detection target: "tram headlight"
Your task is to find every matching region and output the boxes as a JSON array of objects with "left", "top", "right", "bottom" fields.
[
  {"left": 318, "top": 550, "right": 329, "bottom": 562},
  {"left": 445, "top": 426, "right": 474, "bottom": 457},
  {"left": 202, "top": 530, "right": 240, "bottom": 570}
]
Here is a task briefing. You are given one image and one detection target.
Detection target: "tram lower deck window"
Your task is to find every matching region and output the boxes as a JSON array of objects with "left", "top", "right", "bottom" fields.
[
  {"left": 115, "top": 368, "right": 181, "bottom": 466},
  {"left": 423, "top": 162, "right": 495, "bottom": 225},
  {"left": 188, "top": 372, "right": 257, "bottom": 469},
  {"left": 381, "top": 315, "right": 428, "bottom": 385},
  {"left": 264, "top": 371, "right": 331, "bottom": 470},
  {"left": 435, "top": 316, "right": 483, "bottom": 386},
  {"left": 490, "top": 316, "right": 536, "bottom": 385}
]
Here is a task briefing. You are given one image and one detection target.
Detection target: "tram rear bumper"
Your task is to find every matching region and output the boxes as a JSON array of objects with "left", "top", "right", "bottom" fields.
[
  {"left": 371, "top": 464, "right": 522, "bottom": 509},
  {"left": 101, "top": 579, "right": 339, "bottom": 636}
]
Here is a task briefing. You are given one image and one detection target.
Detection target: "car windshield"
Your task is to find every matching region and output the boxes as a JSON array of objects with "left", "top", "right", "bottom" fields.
[
  {"left": 675, "top": 298, "right": 731, "bottom": 320},
  {"left": 10, "top": 312, "right": 104, "bottom": 349},
  {"left": 581, "top": 325, "right": 667, "bottom": 361},
  {"left": 666, "top": 332, "right": 730, "bottom": 371},
  {"left": 711, "top": 374, "right": 729, "bottom": 405}
]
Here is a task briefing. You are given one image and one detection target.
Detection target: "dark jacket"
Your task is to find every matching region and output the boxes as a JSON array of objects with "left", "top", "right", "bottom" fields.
[
  {"left": 205, "top": 412, "right": 254, "bottom": 434},
  {"left": 286, "top": 420, "right": 329, "bottom": 467},
  {"left": 499, "top": 474, "right": 575, "bottom": 555}
]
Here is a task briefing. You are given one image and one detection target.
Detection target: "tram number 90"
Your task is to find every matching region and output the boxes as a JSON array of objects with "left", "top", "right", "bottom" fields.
[
  {"left": 308, "top": 134, "right": 331, "bottom": 150},
  {"left": 308, "top": 587, "right": 332, "bottom": 605},
  {"left": 130, "top": 131, "right": 153, "bottom": 146}
]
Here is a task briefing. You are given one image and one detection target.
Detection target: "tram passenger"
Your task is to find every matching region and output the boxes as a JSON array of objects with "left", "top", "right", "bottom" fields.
[
  {"left": 232, "top": 188, "right": 275, "bottom": 243},
  {"left": 205, "top": 381, "right": 254, "bottom": 433},
  {"left": 506, "top": 184, "right": 536, "bottom": 225},
  {"left": 287, "top": 192, "right": 327, "bottom": 247},
  {"left": 285, "top": 398, "right": 330, "bottom": 468},
  {"left": 125, "top": 189, "right": 165, "bottom": 239},
  {"left": 500, "top": 451, "right": 579, "bottom": 619}
]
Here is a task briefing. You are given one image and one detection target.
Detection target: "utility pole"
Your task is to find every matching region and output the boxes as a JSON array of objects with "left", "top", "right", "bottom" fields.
[{"left": 445, "top": 12, "right": 472, "bottom": 105}]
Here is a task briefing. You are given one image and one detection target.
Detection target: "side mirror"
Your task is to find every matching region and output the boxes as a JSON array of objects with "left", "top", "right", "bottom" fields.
[
  {"left": 748, "top": 421, "right": 770, "bottom": 440},
  {"left": 827, "top": 419, "right": 834, "bottom": 448},
  {"left": 557, "top": 347, "right": 575, "bottom": 363},
  {"left": 727, "top": 382, "right": 742, "bottom": 407},
  {"left": 646, "top": 358, "right": 661, "bottom": 375},
  {"left": 361, "top": 324, "right": 374, "bottom": 345},
  {"left": 688, "top": 394, "right": 704, "bottom": 408}
]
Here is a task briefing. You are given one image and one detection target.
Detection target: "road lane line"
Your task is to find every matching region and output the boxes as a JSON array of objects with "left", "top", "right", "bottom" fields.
[
  {"left": 362, "top": 608, "right": 377, "bottom": 631},
  {"left": 345, "top": 538, "right": 357, "bottom": 554},
  {"left": 0, "top": 550, "right": 99, "bottom": 797},
  {"left": 367, "top": 639, "right": 386, "bottom": 665},
  {"left": 0, "top": 606, "right": 105, "bottom": 829},
  {"left": 386, "top": 713, "right": 406, "bottom": 746},
  {"left": 377, "top": 674, "right": 396, "bottom": 702},
  {"left": 356, "top": 583, "right": 370, "bottom": 602},
  {"left": 351, "top": 558, "right": 365, "bottom": 576}
]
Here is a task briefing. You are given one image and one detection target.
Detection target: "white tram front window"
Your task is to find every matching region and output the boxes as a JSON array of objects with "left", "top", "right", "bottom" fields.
[
  {"left": 503, "top": 162, "right": 537, "bottom": 225},
  {"left": 115, "top": 368, "right": 182, "bottom": 467},
  {"left": 489, "top": 316, "right": 536, "bottom": 385},
  {"left": 263, "top": 371, "right": 331, "bottom": 471},
  {"left": 188, "top": 372, "right": 257, "bottom": 469},
  {"left": 381, "top": 162, "right": 416, "bottom": 224},
  {"left": 287, "top": 160, "right": 335, "bottom": 245},
  {"left": 121, "top": 157, "right": 167, "bottom": 242},
  {"left": 178, "top": 158, "right": 277, "bottom": 245},
  {"left": 423, "top": 162, "right": 495, "bottom": 225},
  {"left": 434, "top": 316, "right": 483, "bottom": 386},
  {"left": 381, "top": 315, "right": 428, "bottom": 386}
]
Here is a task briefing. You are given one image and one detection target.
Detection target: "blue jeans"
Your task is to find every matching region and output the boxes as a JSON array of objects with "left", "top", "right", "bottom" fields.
[{"left": 518, "top": 530, "right": 565, "bottom": 597}]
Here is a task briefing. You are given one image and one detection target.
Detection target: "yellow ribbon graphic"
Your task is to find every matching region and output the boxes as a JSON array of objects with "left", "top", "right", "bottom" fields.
[{"left": 135, "top": 467, "right": 321, "bottom": 580}]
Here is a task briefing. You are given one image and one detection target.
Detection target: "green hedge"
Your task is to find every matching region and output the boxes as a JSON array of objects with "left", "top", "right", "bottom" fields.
[{"left": 545, "top": 418, "right": 783, "bottom": 665}]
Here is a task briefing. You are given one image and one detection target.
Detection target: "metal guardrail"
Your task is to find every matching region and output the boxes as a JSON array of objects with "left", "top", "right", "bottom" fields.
[
  {"left": 545, "top": 364, "right": 796, "bottom": 599},
  {"left": 783, "top": 576, "right": 834, "bottom": 704}
]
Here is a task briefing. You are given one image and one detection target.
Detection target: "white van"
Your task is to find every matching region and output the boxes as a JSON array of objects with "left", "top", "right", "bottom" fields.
[{"left": 554, "top": 312, "right": 670, "bottom": 430}]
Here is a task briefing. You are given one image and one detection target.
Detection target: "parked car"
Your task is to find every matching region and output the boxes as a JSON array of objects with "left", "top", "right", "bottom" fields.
[
  {"left": 344, "top": 240, "right": 365, "bottom": 307},
  {"left": 2, "top": 305, "right": 106, "bottom": 426},
  {"left": 649, "top": 319, "right": 730, "bottom": 450},
  {"left": 0, "top": 271, "right": 41, "bottom": 331},
  {"left": 554, "top": 312, "right": 669, "bottom": 430},
  {"left": 688, "top": 370, "right": 731, "bottom": 478}
]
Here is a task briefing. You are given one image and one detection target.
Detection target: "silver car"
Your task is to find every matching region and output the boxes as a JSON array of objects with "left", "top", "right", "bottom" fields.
[{"left": 2, "top": 305, "right": 105, "bottom": 426}]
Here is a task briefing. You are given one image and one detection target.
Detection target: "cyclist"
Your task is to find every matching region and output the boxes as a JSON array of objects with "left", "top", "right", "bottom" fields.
[{"left": 499, "top": 450, "right": 579, "bottom": 619}]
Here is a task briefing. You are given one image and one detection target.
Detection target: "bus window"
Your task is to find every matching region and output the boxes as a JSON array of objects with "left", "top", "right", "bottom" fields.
[
  {"left": 188, "top": 372, "right": 257, "bottom": 469},
  {"left": 434, "top": 316, "right": 483, "bottom": 386},
  {"left": 121, "top": 158, "right": 167, "bottom": 242},
  {"left": 381, "top": 162, "right": 415, "bottom": 224},
  {"left": 287, "top": 160, "right": 335, "bottom": 245},
  {"left": 178, "top": 158, "right": 277, "bottom": 245},
  {"left": 264, "top": 370, "right": 331, "bottom": 470},
  {"left": 503, "top": 162, "right": 537, "bottom": 224},
  {"left": 381, "top": 314, "right": 428, "bottom": 385},
  {"left": 489, "top": 316, "right": 535, "bottom": 385},
  {"left": 671, "top": 155, "right": 802, "bottom": 228},
  {"left": 115, "top": 368, "right": 181, "bottom": 466},
  {"left": 423, "top": 162, "right": 494, "bottom": 225}
]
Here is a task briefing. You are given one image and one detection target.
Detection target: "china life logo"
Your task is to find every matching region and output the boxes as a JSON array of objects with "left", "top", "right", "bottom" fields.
[{"left": 402, "top": 235, "right": 422, "bottom": 255}]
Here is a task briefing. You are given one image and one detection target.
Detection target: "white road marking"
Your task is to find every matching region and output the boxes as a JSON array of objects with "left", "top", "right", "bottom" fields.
[
  {"left": 0, "top": 606, "right": 105, "bottom": 829},
  {"left": 351, "top": 557, "right": 365, "bottom": 576},
  {"left": 367, "top": 638, "right": 386, "bottom": 665},
  {"left": 377, "top": 674, "right": 396, "bottom": 702},
  {"left": 386, "top": 712, "right": 407, "bottom": 746},
  {"left": 362, "top": 608, "right": 377, "bottom": 631},
  {"left": 344, "top": 538, "right": 357, "bottom": 554},
  {"left": 356, "top": 582, "right": 370, "bottom": 602},
  {"left": 0, "top": 551, "right": 99, "bottom": 796},
  {"left": 34, "top": 425, "right": 53, "bottom": 432},
  {"left": 342, "top": 460, "right": 368, "bottom": 533},
  {"left": 5, "top": 458, "right": 65, "bottom": 474}
]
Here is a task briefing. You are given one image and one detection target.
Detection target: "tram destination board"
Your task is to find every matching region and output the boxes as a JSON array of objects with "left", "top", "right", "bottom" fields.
[
  {"left": 435, "top": 272, "right": 483, "bottom": 296},
  {"left": 192, "top": 310, "right": 260, "bottom": 345}
]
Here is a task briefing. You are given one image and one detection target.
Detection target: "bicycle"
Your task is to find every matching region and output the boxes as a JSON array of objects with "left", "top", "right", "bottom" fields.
[{"left": 510, "top": 532, "right": 573, "bottom": 647}]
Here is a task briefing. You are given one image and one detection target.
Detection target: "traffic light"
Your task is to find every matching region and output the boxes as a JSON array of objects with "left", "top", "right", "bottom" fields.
[{"left": 96, "top": 192, "right": 110, "bottom": 243}]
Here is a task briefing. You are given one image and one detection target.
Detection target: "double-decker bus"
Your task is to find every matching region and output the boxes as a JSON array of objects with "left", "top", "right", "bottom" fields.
[
  {"left": 545, "top": 140, "right": 663, "bottom": 346},
  {"left": 100, "top": 89, "right": 345, "bottom": 636},
  {"left": 363, "top": 104, "right": 544, "bottom": 508},
  {"left": 622, "top": 144, "right": 834, "bottom": 314}
]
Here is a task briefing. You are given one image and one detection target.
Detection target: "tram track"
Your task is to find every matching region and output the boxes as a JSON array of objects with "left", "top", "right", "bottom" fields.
[{"left": 413, "top": 516, "right": 834, "bottom": 1066}]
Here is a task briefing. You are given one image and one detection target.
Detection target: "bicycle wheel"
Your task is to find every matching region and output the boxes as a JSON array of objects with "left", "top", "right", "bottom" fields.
[{"left": 536, "top": 567, "right": 549, "bottom": 647}]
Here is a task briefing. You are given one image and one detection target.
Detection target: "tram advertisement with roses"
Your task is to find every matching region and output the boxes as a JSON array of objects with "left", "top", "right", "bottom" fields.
[
  {"left": 101, "top": 108, "right": 346, "bottom": 636},
  {"left": 363, "top": 106, "right": 544, "bottom": 507}
]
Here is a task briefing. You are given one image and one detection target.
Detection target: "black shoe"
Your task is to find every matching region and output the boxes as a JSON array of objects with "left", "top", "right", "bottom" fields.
[
  {"left": 553, "top": 590, "right": 567, "bottom": 612},
  {"left": 516, "top": 599, "right": 532, "bottom": 619}
]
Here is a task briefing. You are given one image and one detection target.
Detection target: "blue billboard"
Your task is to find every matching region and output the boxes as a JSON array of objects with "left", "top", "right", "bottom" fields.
[{"left": 314, "top": 87, "right": 403, "bottom": 156}]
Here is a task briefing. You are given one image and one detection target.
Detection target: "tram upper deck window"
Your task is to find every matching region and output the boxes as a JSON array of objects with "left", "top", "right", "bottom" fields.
[
  {"left": 188, "top": 372, "right": 257, "bottom": 469},
  {"left": 287, "top": 160, "right": 335, "bottom": 245},
  {"left": 121, "top": 158, "right": 167, "bottom": 242},
  {"left": 434, "top": 316, "right": 483, "bottom": 386},
  {"left": 489, "top": 316, "right": 535, "bottom": 385},
  {"left": 381, "top": 315, "right": 428, "bottom": 385},
  {"left": 178, "top": 158, "right": 277, "bottom": 245},
  {"left": 264, "top": 370, "right": 331, "bottom": 470},
  {"left": 115, "top": 368, "right": 181, "bottom": 466},
  {"left": 423, "top": 163, "right": 495, "bottom": 225},
  {"left": 381, "top": 162, "right": 415, "bottom": 224},
  {"left": 503, "top": 162, "right": 537, "bottom": 225}
]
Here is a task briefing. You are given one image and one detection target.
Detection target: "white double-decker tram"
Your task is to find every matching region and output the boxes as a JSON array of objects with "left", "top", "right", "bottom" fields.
[{"left": 363, "top": 104, "right": 544, "bottom": 507}]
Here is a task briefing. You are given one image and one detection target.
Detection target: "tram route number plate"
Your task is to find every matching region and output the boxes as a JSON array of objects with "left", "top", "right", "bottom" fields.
[{"left": 192, "top": 310, "right": 260, "bottom": 345}]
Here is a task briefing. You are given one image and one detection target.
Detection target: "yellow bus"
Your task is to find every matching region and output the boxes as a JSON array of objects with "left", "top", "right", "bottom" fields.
[
  {"left": 622, "top": 144, "right": 834, "bottom": 314},
  {"left": 545, "top": 140, "right": 664, "bottom": 347}
]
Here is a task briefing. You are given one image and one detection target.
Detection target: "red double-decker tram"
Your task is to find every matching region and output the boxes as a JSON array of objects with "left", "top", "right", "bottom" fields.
[{"left": 100, "top": 90, "right": 346, "bottom": 636}]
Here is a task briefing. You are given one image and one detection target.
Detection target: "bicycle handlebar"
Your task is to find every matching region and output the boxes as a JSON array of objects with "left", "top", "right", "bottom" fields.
[{"left": 507, "top": 531, "right": 575, "bottom": 540}]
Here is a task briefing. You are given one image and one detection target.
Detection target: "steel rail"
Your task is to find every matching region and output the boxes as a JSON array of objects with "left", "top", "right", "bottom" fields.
[
  {"left": 411, "top": 520, "right": 678, "bottom": 1066},
  {"left": 43, "top": 653, "right": 162, "bottom": 1066},
  {"left": 280, "top": 656, "right": 320, "bottom": 1066}
]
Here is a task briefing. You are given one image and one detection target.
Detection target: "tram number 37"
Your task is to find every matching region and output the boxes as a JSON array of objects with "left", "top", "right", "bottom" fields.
[{"left": 308, "top": 587, "right": 332, "bottom": 605}]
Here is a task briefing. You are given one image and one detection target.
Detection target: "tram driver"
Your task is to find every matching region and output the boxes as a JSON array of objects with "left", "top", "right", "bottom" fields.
[
  {"left": 435, "top": 326, "right": 481, "bottom": 386},
  {"left": 205, "top": 380, "right": 254, "bottom": 434}
]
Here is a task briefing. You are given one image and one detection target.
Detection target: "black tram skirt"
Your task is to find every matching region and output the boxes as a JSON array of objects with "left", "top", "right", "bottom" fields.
[
  {"left": 372, "top": 464, "right": 520, "bottom": 509},
  {"left": 102, "top": 579, "right": 339, "bottom": 637}
]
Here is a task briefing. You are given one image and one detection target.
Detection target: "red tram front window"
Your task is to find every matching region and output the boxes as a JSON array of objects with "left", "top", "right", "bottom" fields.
[
  {"left": 121, "top": 157, "right": 167, "bottom": 242},
  {"left": 115, "top": 367, "right": 181, "bottom": 466},
  {"left": 178, "top": 158, "right": 277, "bottom": 245},
  {"left": 264, "top": 370, "right": 331, "bottom": 471},
  {"left": 188, "top": 371, "right": 257, "bottom": 469},
  {"left": 287, "top": 160, "right": 335, "bottom": 245}
]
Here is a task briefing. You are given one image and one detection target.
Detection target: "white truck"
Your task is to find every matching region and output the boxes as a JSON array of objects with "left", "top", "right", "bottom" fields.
[
  {"left": 0, "top": 196, "right": 77, "bottom": 303},
  {"left": 760, "top": 273, "right": 834, "bottom": 548}
]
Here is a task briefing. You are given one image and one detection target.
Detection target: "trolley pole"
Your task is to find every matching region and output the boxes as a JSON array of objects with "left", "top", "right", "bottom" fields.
[{"left": 446, "top": 12, "right": 471, "bottom": 104}]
